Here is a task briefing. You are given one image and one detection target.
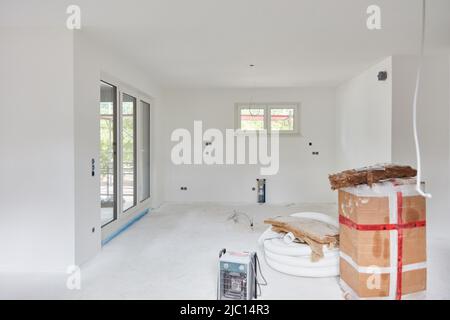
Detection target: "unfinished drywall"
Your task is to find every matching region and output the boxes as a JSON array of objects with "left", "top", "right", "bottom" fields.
[
  {"left": 0, "top": 27, "right": 165, "bottom": 271},
  {"left": 73, "top": 31, "right": 164, "bottom": 265},
  {"left": 0, "top": 27, "right": 75, "bottom": 272},
  {"left": 161, "top": 88, "right": 336, "bottom": 204},
  {"left": 335, "top": 55, "right": 450, "bottom": 238},
  {"left": 391, "top": 55, "right": 450, "bottom": 238},
  {"left": 336, "top": 57, "right": 393, "bottom": 171}
]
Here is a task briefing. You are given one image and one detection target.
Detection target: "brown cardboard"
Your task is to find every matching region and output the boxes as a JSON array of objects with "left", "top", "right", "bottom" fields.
[
  {"left": 340, "top": 224, "right": 391, "bottom": 267},
  {"left": 338, "top": 181, "right": 427, "bottom": 299},
  {"left": 264, "top": 216, "right": 339, "bottom": 261},
  {"left": 340, "top": 259, "right": 391, "bottom": 297},
  {"left": 264, "top": 216, "right": 338, "bottom": 244},
  {"left": 340, "top": 260, "right": 426, "bottom": 297}
]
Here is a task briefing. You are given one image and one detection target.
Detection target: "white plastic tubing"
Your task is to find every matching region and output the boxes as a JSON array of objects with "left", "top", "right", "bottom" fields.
[
  {"left": 413, "top": 0, "right": 431, "bottom": 198},
  {"left": 258, "top": 212, "right": 339, "bottom": 278}
]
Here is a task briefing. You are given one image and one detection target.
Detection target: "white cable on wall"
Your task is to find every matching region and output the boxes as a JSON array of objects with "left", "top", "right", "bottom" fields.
[{"left": 413, "top": 0, "right": 432, "bottom": 198}]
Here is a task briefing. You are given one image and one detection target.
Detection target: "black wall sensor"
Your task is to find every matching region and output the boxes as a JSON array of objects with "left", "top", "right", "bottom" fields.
[{"left": 378, "top": 71, "right": 388, "bottom": 81}]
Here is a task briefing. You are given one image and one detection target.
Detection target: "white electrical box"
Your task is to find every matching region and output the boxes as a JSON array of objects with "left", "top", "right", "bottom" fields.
[{"left": 217, "top": 250, "right": 257, "bottom": 300}]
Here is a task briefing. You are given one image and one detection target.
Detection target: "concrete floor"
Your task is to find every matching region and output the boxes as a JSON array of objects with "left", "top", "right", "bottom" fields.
[{"left": 1, "top": 202, "right": 449, "bottom": 299}]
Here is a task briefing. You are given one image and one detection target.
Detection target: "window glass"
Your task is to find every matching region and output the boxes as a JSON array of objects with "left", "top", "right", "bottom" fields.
[
  {"left": 140, "top": 100, "right": 150, "bottom": 201},
  {"left": 270, "top": 108, "right": 295, "bottom": 131},
  {"left": 240, "top": 108, "right": 265, "bottom": 130},
  {"left": 122, "top": 93, "right": 136, "bottom": 212},
  {"left": 100, "top": 82, "right": 117, "bottom": 226}
]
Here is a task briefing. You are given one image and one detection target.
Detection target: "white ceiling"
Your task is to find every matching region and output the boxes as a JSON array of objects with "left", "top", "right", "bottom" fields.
[{"left": 4, "top": 0, "right": 450, "bottom": 88}]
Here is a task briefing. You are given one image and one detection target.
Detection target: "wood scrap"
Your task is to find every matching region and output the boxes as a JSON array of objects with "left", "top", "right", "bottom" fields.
[
  {"left": 264, "top": 216, "right": 339, "bottom": 261},
  {"left": 328, "top": 164, "right": 417, "bottom": 190}
]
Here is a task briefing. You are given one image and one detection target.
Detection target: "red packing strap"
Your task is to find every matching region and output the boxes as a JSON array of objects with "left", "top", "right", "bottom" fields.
[
  {"left": 338, "top": 215, "right": 425, "bottom": 231},
  {"left": 396, "top": 191, "right": 404, "bottom": 300},
  {"left": 338, "top": 191, "right": 426, "bottom": 300}
]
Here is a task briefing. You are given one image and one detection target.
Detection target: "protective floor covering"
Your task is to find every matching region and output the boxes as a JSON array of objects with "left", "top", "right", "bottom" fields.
[{"left": 1, "top": 202, "right": 449, "bottom": 299}]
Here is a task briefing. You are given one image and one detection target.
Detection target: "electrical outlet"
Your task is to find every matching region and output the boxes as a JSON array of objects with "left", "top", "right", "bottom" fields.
[{"left": 312, "top": 151, "right": 319, "bottom": 155}]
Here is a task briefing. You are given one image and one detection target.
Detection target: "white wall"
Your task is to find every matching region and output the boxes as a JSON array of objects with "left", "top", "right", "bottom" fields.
[
  {"left": 161, "top": 88, "right": 336, "bottom": 204},
  {"left": 0, "top": 27, "right": 165, "bottom": 271},
  {"left": 335, "top": 54, "right": 450, "bottom": 237},
  {"left": 0, "top": 28, "right": 75, "bottom": 272},
  {"left": 336, "top": 57, "right": 393, "bottom": 171},
  {"left": 391, "top": 55, "right": 450, "bottom": 238},
  {"left": 73, "top": 31, "right": 164, "bottom": 265}
]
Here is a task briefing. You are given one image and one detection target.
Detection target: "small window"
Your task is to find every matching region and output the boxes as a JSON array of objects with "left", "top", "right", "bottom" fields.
[
  {"left": 235, "top": 103, "right": 299, "bottom": 134},
  {"left": 239, "top": 107, "right": 265, "bottom": 131},
  {"left": 270, "top": 106, "right": 296, "bottom": 132}
]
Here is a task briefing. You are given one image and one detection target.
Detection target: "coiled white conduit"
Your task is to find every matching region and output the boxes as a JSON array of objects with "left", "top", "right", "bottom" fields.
[{"left": 259, "top": 212, "right": 339, "bottom": 278}]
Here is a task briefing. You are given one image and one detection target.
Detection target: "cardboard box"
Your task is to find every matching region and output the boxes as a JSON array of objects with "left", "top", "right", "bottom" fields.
[{"left": 338, "top": 178, "right": 427, "bottom": 299}]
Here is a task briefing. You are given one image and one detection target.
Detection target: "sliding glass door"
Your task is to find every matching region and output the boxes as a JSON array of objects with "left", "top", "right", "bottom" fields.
[
  {"left": 121, "top": 93, "right": 137, "bottom": 212},
  {"left": 100, "top": 81, "right": 117, "bottom": 227},
  {"left": 140, "top": 100, "right": 151, "bottom": 201},
  {"left": 100, "top": 79, "right": 151, "bottom": 229}
]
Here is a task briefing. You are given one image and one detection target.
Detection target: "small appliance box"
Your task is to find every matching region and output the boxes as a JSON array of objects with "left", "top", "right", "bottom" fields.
[{"left": 338, "top": 178, "right": 427, "bottom": 300}]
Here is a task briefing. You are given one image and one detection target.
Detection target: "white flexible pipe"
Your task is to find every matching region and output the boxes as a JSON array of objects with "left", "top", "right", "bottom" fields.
[
  {"left": 264, "top": 238, "right": 339, "bottom": 257},
  {"left": 413, "top": 0, "right": 432, "bottom": 198},
  {"left": 265, "top": 256, "right": 339, "bottom": 278},
  {"left": 265, "top": 250, "right": 338, "bottom": 268},
  {"left": 260, "top": 212, "right": 339, "bottom": 277}
]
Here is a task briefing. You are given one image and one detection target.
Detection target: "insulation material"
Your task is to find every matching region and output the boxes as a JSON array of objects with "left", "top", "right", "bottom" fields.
[
  {"left": 338, "top": 178, "right": 427, "bottom": 300},
  {"left": 264, "top": 216, "right": 339, "bottom": 261},
  {"left": 328, "top": 164, "right": 417, "bottom": 190}
]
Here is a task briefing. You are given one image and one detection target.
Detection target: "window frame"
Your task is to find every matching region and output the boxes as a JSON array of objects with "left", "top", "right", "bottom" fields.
[
  {"left": 100, "top": 73, "right": 153, "bottom": 233},
  {"left": 235, "top": 103, "right": 267, "bottom": 133},
  {"left": 100, "top": 80, "right": 118, "bottom": 228},
  {"left": 120, "top": 91, "right": 138, "bottom": 213},
  {"left": 235, "top": 102, "right": 300, "bottom": 135},
  {"left": 139, "top": 99, "right": 151, "bottom": 203}
]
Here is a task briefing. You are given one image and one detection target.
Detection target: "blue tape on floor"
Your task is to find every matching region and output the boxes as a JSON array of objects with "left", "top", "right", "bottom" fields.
[{"left": 101, "top": 208, "right": 149, "bottom": 246}]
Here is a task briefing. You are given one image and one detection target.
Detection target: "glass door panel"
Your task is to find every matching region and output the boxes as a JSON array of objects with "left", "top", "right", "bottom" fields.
[
  {"left": 140, "top": 100, "right": 151, "bottom": 201},
  {"left": 100, "top": 81, "right": 117, "bottom": 227},
  {"left": 121, "top": 93, "right": 137, "bottom": 212}
]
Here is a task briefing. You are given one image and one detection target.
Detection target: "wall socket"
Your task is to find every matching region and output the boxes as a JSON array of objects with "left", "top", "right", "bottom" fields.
[
  {"left": 180, "top": 186, "right": 188, "bottom": 191},
  {"left": 312, "top": 151, "right": 319, "bottom": 155}
]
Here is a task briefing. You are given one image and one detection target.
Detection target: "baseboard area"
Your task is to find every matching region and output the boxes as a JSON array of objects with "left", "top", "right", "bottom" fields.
[{"left": 101, "top": 209, "right": 149, "bottom": 246}]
